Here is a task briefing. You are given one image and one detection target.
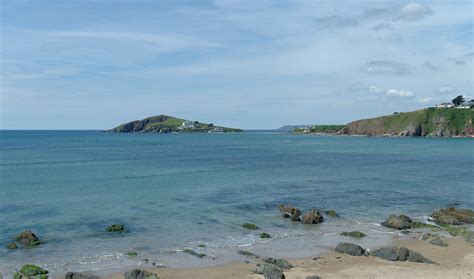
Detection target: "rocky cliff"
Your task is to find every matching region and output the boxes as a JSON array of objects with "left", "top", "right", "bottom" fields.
[{"left": 342, "top": 108, "right": 473, "bottom": 137}]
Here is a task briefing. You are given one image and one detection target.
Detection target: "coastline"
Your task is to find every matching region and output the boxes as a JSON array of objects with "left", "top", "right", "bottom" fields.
[{"left": 69, "top": 237, "right": 473, "bottom": 279}]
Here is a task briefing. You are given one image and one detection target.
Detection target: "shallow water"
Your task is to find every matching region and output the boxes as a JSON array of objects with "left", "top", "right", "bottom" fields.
[{"left": 0, "top": 131, "right": 473, "bottom": 276}]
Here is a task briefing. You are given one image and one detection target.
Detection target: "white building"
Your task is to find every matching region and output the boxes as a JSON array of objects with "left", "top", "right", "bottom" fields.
[
  {"left": 434, "top": 103, "right": 454, "bottom": 108},
  {"left": 181, "top": 120, "right": 195, "bottom": 128}
]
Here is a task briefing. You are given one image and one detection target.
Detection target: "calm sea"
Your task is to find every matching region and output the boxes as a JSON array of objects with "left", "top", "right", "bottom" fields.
[{"left": 0, "top": 131, "right": 473, "bottom": 275}]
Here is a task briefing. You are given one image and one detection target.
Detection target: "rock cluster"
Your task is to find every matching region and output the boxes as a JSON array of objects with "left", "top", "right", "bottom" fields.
[
  {"left": 277, "top": 205, "right": 301, "bottom": 221},
  {"left": 106, "top": 224, "right": 128, "bottom": 233},
  {"left": 124, "top": 269, "right": 158, "bottom": 279},
  {"left": 431, "top": 207, "right": 474, "bottom": 225},
  {"left": 302, "top": 210, "right": 324, "bottom": 224},
  {"left": 65, "top": 272, "right": 98, "bottom": 279},
  {"left": 263, "top": 258, "right": 293, "bottom": 269},
  {"left": 370, "top": 247, "right": 436, "bottom": 264},
  {"left": 277, "top": 205, "right": 324, "bottom": 224},
  {"left": 16, "top": 231, "right": 41, "bottom": 247},
  {"left": 255, "top": 263, "right": 285, "bottom": 279}
]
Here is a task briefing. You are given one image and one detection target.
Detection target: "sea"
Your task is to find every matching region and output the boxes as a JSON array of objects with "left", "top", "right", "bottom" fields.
[{"left": 0, "top": 130, "right": 473, "bottom": 276}]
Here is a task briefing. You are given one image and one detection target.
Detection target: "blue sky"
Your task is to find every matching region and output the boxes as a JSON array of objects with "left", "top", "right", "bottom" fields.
[{"left": 1, "top": 0, "right": 473, "bottom": 129}]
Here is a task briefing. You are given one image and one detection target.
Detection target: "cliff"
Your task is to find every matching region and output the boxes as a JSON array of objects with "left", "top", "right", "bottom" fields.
[
  {"left": 108, "top": 115, "right": 242, "bottom": 133},
  {"left": 343, "top": 108, "right": 473, "bottom": 137}
]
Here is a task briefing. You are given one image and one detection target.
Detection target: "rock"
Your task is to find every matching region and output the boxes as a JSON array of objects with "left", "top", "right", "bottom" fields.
[
  {"left": 430, "top": 238, "right": 448, "bottom": 247},
  {"left": 182, "top": 249, "right": 205, "bottom": 258},
  {"left": 381, "top": 214, "right": 413, "bottom": 230},
  {"left": 260, "top": 232, "right": 271, "bottom": 239},
  {"left": 277, "top": 205, "right": 301, "bottom": 221},
  {"left": 15, "top": 264, "right": 48, "bottom": 279},
  {"left": 325, "top": 210, "right": 339, "bottom": 217},
  {"left": 255, "top": 263, "right": 285, "bottom": 279},
  {"left": 431, "top": 207, "right": 474, "bottom": 225},
  {"left": 237, "top": 250, "right": 259, "bottom": 258},
  {"left": 302, "top": 209, "right": 324, "bottom": 224},
  {"left": 7, "top": 242, "right": 18, "bottom": 249},
  {"left": 123, "top": 269, "right": 158, "bottom": 279},
  {"left": 335, "top": 243, "right": 365, "bottom": 256},
  {"left": 242, "top": 223, "right": 259, "bottom": 230},
  {"left": 407, "top": 250, "right": 436, "bottom": 264},
  {"left": 371, "top": 247, "right": 436, "bottom": 264},
  {"left": 263, "top": 258, "right": 293, "bottom": 269},
  {"left": 65, "top": 272, "right": 99, "bottom": 279},
  {"left": 341, "top": 231, "right": 366, "bottom": 238},
  {"left": 126, "top": 251, "right": 138, "bottom": 256},
  {"left": 106, "top": 224, "right": 128, "bottom": 233},
  {"left": 16, "top": 231, "right": 41, "bottom": 246},
  {"left": 305, "top": 276, "right": 321, "bottom": 279},
  {"left": 370, "top": 247, "right": 399, "bottom": 261}
]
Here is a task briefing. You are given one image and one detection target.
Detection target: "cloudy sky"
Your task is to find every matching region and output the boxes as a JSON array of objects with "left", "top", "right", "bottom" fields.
[{"left": 1, "top": 0, "right": 473, "bottom": 129}]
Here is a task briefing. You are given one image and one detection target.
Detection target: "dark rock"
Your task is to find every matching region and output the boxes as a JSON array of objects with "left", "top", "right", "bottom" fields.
[
  {"left": 242, "top": 223, "right": 259, "bottom": 230},
  {"left": 124, "top": 269, "right": 158, "bottom": 279},
  {"left": 126, "top": 251, "right": 138, "bottom": 256},
  {"left": 237, "top": 250, "right": 259, "bottom": 258},
  {"left": 302, "top": 209, "right": 324, "bottom": 224},
  {"left": 6, "top": 242, "right": 18, "bottom": 249},
  {"left": 430, "top": 238, "right": 448, "bottom": 247},
  {"left": 325, "top": 210, "right": 339, "bottom": 217},
  {"left": 260, "top": 232, "right": 271, "bottom": 239},
  {"left": 381, "top": 214, "right": 413, "bottom": 230},
  {"left": 183, "top": 249, "right": 205, "bottom": 258},
  {"left": 263, "top": 258, "right": 293, "bottom": 269},
  {"left": 370, "top": 247, "right": 399, "bottom": 261},
  {"left": 106, "top": 224, "right": 128, "bottom": 233},
  {"left": 255, "top": 263, "right": 285, "bottom": 279},
  {"left": 305, "top": 276, "right": 321, "bottom": 279},
  {"left": 431, "top": 207, "right": 474, "bottom": 225},
  {"left": 335, "top": 243, "right": 365, "bottom": 256},
  {"left": 341, "top": 231, "right": 366, "bottom": 238},
  {"left": 277, "top": 205, "right": 301, "bottom": 221},
  {"left": 371, "top": 247, "right": 436, "bottom": 264},
  {"left": 65, "top": 272, "right": 99, "bottom": 279},
  {"left": 16, "top": 231, "right": 41, "bottom": 246}
]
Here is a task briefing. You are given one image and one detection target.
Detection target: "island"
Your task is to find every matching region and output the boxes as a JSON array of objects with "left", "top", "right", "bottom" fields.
[
  {"left": 294, "top": 98, "right": 474, "bottom": 137},
  {"left": 107, "top": 114, "right": 242, "bottom": 133}
]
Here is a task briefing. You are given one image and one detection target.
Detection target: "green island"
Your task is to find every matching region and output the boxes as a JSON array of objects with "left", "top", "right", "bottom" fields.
[
  {"left": 293, "top": 106, "right": 473, "bottom": 138},
  {"left": 108, "top": 114, "right": 242, "bottom": 133}
]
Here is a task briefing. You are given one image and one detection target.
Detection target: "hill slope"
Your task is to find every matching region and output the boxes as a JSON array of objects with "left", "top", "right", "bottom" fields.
[
  {"left": 343, "top": 108, "right": 473, "bottom": 137},
  {"left": 108, "top": 115, "right": 242, "bottom": 133}
]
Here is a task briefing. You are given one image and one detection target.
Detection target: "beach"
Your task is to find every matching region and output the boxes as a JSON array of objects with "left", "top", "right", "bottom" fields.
[{"left": 95, "top": 237, "right": 473, "bottom": 279}]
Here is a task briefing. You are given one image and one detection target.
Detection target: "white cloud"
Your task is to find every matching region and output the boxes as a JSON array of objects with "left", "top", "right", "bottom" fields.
[
  {"left": 417, "top": 97, "right": 432, "bottom": 104},
  {"left": 435, "top": 85, "right": 455, "bottom": 95},
  {"left": 397, "top": 2, "right": 433, "bottom": 21},
  {"left": 364, "top": 61, "right": 411, "bottom": 75},
  {"left": 386, "top": 89, "right": 414, "bottom": 97}
]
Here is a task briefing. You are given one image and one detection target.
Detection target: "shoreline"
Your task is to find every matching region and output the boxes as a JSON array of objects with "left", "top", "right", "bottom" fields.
[{"left": 68, "top": 236, "right": 473, "bottom": 279}]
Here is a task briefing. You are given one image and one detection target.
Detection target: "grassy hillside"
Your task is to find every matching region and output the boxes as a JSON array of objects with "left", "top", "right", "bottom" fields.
[
  {"left": 108, "top": 115, "right": 242, "bottom": 133},
  {"left": 345, "top": 108, "right": 473, "bottom": 137}
]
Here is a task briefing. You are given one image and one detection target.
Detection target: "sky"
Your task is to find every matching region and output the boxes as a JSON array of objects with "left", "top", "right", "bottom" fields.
[{"left": 1, "top": 0, "right": 473, "bottom": 129}]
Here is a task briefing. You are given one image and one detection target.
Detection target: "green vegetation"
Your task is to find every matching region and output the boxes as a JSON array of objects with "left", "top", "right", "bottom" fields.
[
  {"left": 412, "top": 221, "right": 441, "bottom": 230},
  {"left": 347, "top": 107, "right": 473, "bottom": 137},
  {"left": 197, "top": 244, "right": 206, "bottom": 248},
  {"left": 293, "top": 125, "right": 347, "bottom": 134},
  {"left": 6, "top": 242, "right": 18, "bottom": 249},
  {"left": 14, "top": 264, "right": 48, "bottom": 279},
  {"left": 260, "top": 232, "right": 271, "bottom": 239},
  {"left": 452, "top": 95, "right": 465, "bottom": 106},
  {"left": 108, "top": 114, "right": 242, "bottom": 133},
  {"left": 183, "top": 249, "right": 206, "bottom": 258},
  {"left": 126, "top": 251, "right": 138, "bottom": 257},
  {"left": 242, "top": 223, "right": 259, "bottom": 230},
  {"left": 341, "top": 231, "right": 366, "bottom": 238}
]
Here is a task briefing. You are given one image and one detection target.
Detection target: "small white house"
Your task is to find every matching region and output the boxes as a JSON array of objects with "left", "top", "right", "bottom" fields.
[
  {"left": 434, "top": 103, "right": 454, "bottom": 108},
  {"left": 181, "top": 120, "right": 195, "bottom": 128}
]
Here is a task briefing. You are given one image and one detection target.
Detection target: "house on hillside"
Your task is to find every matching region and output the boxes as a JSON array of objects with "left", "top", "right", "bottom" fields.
[
  {"left": 456, "top": 100, "right": 474, "bottom": 109},
  {"left": 181, "top": 120, "right": 195, "bottom": 129},
  {"left": 434, "top": 103, "right": 454, "bottom": 108}
]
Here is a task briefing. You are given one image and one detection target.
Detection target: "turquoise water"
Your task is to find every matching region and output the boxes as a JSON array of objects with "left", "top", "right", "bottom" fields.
[{"left": 0, "top": 131, "right": 473, "bottom": 275}]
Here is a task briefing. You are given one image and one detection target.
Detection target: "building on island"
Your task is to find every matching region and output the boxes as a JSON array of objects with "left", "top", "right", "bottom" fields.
[
  {"left": 434, "top": 103, "right": 454, "bottom": 108},
  {"left": 181, "top": 120, "right": 195, "bottom": 129}
]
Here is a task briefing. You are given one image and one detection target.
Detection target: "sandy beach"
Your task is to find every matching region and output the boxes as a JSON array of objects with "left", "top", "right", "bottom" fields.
[{"left": 95, "top": 236, "right": 473, "bottom": 279}]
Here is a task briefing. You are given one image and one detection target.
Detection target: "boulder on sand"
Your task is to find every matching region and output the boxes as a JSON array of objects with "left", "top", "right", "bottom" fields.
[
  {"left": 255, "top": 263, "right": 285, "bottom": 279},
  {"left": 431, "top": 207, "right": 474, "bottom": 225},
  {"left": 302, "top": 209, "right": 324, "bottom": 224},
  {"left": 381, "top": 214, "right": 413, "bottom": 230},
  {"left": 124, "top": 269, "right": 158, "bottom": 279},
  {"left": 263, "top": 258, "right": 293, "bottom": 269},
  {"left": 16, "top": 231, "right": 41, "bottom": 246},
  {"left": 371, "top": 247, "right": 436, "bottom": 264},
  {"left": 65, "top": 272, "right": 99, "bottom": 279},
  {"left": 335, "top": 243, "right": 365, "bottom": 256},
  {"left": 277, "top": 205, "right": 301, "bottom": 221}
]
